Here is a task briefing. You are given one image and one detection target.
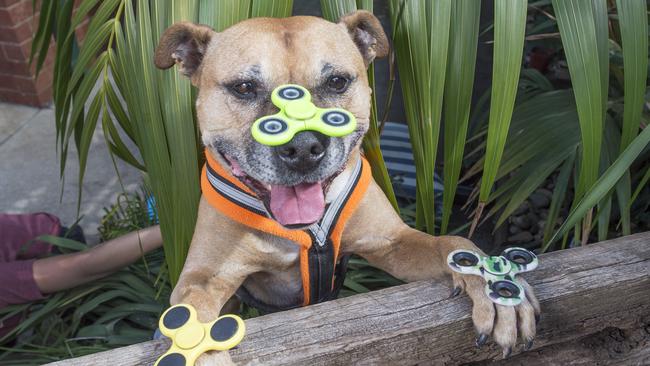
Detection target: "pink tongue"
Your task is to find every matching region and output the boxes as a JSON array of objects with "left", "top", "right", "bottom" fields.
[{"left": 270, "top": 182, "right": 325, "bottom": 226}]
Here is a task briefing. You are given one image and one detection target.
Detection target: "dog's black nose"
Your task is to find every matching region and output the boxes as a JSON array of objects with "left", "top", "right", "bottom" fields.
[{"left": 275, "top": 131, "right": 329, "bottom": 172}]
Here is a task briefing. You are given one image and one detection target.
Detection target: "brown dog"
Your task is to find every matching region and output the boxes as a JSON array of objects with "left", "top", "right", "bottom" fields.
[{"left": 154, "top": 11, "right": 539, "bottom": 365}]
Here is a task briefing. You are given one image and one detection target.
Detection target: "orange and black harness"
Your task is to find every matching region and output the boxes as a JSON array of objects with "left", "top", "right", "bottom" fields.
[{"left": 201, "top": 150, "right": 371, "bottom": 312}]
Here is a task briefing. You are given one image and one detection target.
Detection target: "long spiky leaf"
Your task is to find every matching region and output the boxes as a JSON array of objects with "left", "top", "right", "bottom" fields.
[
  {"left": 477, "top": 0, "right": 528, "bottom": 206},
  {"left": 552, "top": 0, "right": 608, "bottom": 241},
  {"left": 440, "top": 0, "right": 481, "bottom": 234}
]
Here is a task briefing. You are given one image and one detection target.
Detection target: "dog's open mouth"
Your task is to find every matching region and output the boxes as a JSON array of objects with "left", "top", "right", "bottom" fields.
[{"left": 224, "top": 155, "right": 335, "bottom": 227}]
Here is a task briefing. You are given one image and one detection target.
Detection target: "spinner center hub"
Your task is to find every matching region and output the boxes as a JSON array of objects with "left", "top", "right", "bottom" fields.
[
  {"left": 484, "top": 256, "right": 512, "bottom": 275},
  {"left": 176, "top": 323, "right": 205, "bottom": 350},
  {"left": 284, "top": 100, "right": 316, "bottom": 120}
]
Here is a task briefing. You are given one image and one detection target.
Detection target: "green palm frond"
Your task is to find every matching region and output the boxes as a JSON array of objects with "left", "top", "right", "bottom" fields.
[
  {"left": 440, "top": 0, "right": 481, "bottom": 234},
  {"left": 549, "top": 125, "right": 650, "bottom": 245},
  {"left": 473, "top": 0, "right": 528, "bottom": 235},
  {"left": 552, "top": 0, "right": 608, "bottom": 242},
  {"left": 614, "top": 0, "right": 648, "bottom": 235}
]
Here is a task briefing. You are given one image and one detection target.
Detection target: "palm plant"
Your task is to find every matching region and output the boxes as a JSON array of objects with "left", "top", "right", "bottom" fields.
[
  {"left": 462, "top": 0, "right": 649, "bottom": 249},
  {"left": 30, "top": 0, "right": 295, "bottom": 286},
  {"left": 382, "top": 0, "right": 648, "bottom": 247}
]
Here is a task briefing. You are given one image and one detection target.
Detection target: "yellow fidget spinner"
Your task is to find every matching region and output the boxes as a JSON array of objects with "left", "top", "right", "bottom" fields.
[
  {"left": 154, "top": 304, "right": 245, "bottom": 366},
  {"left": 251, "top": 84, "right": 357, "bottom": 146}
]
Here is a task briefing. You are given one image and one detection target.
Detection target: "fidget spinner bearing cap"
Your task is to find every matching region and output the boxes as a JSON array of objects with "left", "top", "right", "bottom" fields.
[
  {"left": 447, "top": 247, "right": 538, "bottom": 306},
  {"left": 154, "top": 304, "right": 245, "bottom": 366},
  {"left": 251, "top": 84, "right": 357, "bottom": 146}
]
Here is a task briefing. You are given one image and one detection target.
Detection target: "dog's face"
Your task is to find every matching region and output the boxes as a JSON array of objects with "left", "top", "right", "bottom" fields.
[{"left": 154, "top": 12, "right": 388, "bottom": 227}]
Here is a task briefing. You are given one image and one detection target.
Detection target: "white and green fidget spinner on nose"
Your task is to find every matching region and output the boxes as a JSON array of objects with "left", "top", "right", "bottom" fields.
[
  {"left": 447, "top": 247, "right": 538, "bottom": 306},
  {"left": 154, "top": 304, "right": 245, "bottom": 366},
  {"left": 251, "top": 84, "right": 357, "bottom": 146}
]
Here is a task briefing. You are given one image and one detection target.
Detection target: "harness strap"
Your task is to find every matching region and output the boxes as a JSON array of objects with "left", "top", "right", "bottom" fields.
[{"left": 201, "top": 149, "right": 370, "bottom": 307}]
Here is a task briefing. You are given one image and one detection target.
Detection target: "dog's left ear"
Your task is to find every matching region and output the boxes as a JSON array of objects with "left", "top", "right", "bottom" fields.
[
  {"left": 338, "top": 10, "right": 389, "bottom": 67},
  {"left": 154, "top": 22, "right": 215, "bottom": 85}
]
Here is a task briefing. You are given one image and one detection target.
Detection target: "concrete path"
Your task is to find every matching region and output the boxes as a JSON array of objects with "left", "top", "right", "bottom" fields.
[{"left": 0, "top": 102, "right": 140, "bottom": 243}]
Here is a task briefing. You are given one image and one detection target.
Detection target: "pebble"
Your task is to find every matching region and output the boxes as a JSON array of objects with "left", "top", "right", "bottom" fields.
[
  {"left": 504, "top": 177, "right": 558, "bottom": 246},
  {"left": 513, "top": 201, "right": 530, "bottom": 215},
  {"left": 529, "top": 192, "right": 550, "bottom": 209},
  {"left": 538, "top": 188, "right": 554, "bottom": 199},
  {"left": 508, "top": 231, "right": 534, "bottom": 243},
  {"left": 512, "top": 215, "right": 531, "bottom": 229}
]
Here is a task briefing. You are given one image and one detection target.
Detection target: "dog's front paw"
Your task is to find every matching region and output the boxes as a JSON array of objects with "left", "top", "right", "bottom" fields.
[
  {"left": 452, "top": 273, "right": 540, "bottom": 358},
  {"left": 195, "top": 350, "right": 235, "bottom": 366}
]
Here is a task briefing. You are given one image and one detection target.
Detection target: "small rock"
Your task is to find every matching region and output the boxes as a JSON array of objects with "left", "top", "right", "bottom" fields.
[
  {"left": 540, "top": 211, "right": 548, "bottom": 219},
  {"left": 509, "top": 225, "right": 522, "bottom": 235},
  {"left": 512, "top": 215, "right": 531, "bottom": 229},
  {"left": 538, "top": 188, "right": 553, "bottom": 199},
  {"left": 530, "top": 223, "right": 539, "bottom": 235},
  {"left": 513, "top": 201, "right": 530, "bottom": 215},
  {"left": 508, "top": 231, "right": 534, "bottom": 243},
  {"left": 529, "top": 192, "right": 550, "bottom": 209}
]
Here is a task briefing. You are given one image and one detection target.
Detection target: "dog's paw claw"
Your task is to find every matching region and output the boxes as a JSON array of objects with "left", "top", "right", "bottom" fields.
[
  {"left": 475, "top": 334, "right": 489, "bottom": 348},
  {"left": 450, "top": 286, "right": 462, "bottom": 298},
  {"left": 502, "top": 347, "right": 512, "bottom": 359},
  {"left": 524, "top": 338, "right": 534, "bottom": 351}
]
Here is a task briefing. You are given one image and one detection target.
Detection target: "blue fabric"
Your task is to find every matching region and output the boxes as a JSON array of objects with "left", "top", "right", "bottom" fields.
[{"left": 146, "top": 195, "right": 159, "bottom": 224}]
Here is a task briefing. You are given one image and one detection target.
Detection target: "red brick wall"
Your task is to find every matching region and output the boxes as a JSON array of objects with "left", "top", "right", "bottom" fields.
[{"left": 0, "top": 0, "right": 55, "bottom": 107}]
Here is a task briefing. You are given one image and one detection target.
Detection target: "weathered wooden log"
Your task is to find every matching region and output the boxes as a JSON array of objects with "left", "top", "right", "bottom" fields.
[
  {"left": 473, "top": 321, "right": 650, "bottom": 366},
  {"left": 46, "top": 232, "right": 650, "bottom": 366}
]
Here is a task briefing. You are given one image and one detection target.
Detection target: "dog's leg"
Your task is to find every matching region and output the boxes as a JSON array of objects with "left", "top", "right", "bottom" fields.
[
  {"left": 170, "top": 253, "right": 250, "bottom": 366},
  {"left": 345, "top": 183, "right": 540, "bottom": 356},
  {"left": 170, "top": 200, "right": 262, "bottom": 366}
]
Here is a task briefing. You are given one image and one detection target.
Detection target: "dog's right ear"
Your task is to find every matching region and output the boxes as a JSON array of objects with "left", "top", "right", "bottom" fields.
[
  {"left": 338, "top": 10, "right": 389, "bottom": 67},
  {"left": 154, "top": 22, "right": 215, "bottom": 84}
]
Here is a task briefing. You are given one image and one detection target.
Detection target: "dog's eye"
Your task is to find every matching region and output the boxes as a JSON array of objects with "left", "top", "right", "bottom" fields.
[
  {"left": 230, "top": 81, "right": 256, "bottom": 99},
  {"left": 326, "top": 76, "right": 349, "bottom": 93}
]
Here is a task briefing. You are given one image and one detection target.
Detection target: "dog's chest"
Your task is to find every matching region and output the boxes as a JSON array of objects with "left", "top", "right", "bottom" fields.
[{"left": 241, "top": 234, "right": 305, "bottom": 308}]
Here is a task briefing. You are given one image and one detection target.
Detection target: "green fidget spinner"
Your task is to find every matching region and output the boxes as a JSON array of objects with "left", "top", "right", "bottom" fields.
[
  {"left": 251, "top": 84, "right": 357, "bottom": 146},
  {"left": 154, "top": 304, "right": 245, "bottom": 366},
  {"left": 447, "top": 247, "right": 538, "bottom": 306}
]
